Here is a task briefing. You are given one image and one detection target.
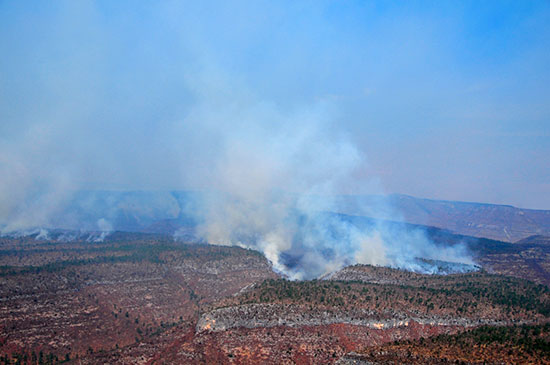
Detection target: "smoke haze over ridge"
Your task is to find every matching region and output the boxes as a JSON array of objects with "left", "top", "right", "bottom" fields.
[{"left": 1, "top": 1, "right": 548, "bottom": 277}]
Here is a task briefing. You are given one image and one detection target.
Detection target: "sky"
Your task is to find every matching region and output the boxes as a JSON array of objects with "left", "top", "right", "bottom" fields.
[{"left": 1, "top": 0, "right": 550, "bottom": 210}]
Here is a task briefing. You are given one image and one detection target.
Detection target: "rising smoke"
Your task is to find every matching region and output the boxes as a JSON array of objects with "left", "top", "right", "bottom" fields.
[
  {"left": 173, "top": 81, "right": 475, "bottom": 279},
  {"left": 0, "top": 1, "right": 475, "bottom": 279}
]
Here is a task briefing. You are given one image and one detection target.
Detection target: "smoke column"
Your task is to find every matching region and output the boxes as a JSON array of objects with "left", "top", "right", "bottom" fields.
[
  {"left": 172, "top": 79, "right": 474, "bottom": 279},
  {"left": 0, "top": 1, "right": 475, "bottom": 277}
]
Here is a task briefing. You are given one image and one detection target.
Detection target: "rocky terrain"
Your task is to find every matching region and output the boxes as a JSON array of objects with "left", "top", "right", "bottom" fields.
[
  {"left": 1, "top": 231, "right": 550, "bottom": 364},
  {"left": 0, "top": 233, "right": 277, "bottom": 363},
  {"left": 467, "top": 235, "right": 550, "bottom": 286},
  {"left": 127, "top": 265, "right": 548, "bottom": 364}
]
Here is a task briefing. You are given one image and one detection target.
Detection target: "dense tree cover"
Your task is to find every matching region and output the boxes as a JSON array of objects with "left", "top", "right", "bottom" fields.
[
  {"left": 0, "top": 242, "right": 262, "bottom": 277},
  {"left": 223, "top": 273, "right": 550, "bottom": 318},
  {"left": 430, "top": 323, "right": 550, "bottom": 354},
  {"left": 361, "top": 323, "right": 550, "bottom": 364}
]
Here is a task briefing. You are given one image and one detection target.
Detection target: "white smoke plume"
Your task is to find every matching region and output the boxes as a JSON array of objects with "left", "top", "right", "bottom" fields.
[
  {"left": 171, "top": 79, "right": 474, "bottom": 279},
  {"left": 0, "top": 1, "right": 476, "bottom": 278}
]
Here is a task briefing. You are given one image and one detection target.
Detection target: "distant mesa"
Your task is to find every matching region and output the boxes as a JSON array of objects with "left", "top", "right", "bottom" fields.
[{"left": 4, "top": 190, "right": 549, "bottom": 243}]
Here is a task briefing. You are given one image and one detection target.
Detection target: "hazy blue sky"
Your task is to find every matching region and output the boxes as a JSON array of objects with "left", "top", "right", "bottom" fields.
[{"left": 1, "top": 0, "right": 549, "bottom": 210}]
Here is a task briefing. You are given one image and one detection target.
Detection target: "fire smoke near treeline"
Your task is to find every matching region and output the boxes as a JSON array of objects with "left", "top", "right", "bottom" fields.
[
  {"left": 0, "top": 1, "right": 476, "bottom": 279},
  {"left": 0, "top": 95, "right": 475, "bottom": 279}
]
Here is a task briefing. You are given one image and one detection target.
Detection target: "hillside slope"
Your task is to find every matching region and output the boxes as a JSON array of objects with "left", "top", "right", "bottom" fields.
[
  {"left": 5, "top": 190, "right": 550, "bottom": 243},
  {"left": 336, "top": 194, "right": 550, "bottom": 242}
]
